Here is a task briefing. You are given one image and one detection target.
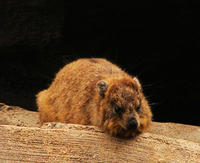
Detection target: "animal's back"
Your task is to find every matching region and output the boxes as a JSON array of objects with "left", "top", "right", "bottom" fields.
[
  {"left": 48, "top": 58, "right": 125, "bottom": 101},
  {"left": 37, "top": 58, "right": 126, "bottom": 124}
]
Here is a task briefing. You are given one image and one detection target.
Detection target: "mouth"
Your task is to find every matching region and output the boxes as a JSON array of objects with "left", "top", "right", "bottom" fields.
[
  {"left": 103, "top": 120, "right": 139, "bottom": 138},
  {"left": 115, "top": 124, "right": 139, "bottom": 138},
  {"left": 115, "top": 129, "right": 137, "bottom": 138}
]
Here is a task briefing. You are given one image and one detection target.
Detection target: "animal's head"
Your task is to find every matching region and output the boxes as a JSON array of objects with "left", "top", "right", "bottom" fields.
[{"left": 97, "top": 76, "right": 152, "bottom": 138}]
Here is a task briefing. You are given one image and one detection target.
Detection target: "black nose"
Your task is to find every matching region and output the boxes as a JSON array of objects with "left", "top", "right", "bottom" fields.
[{"left": 127, "top": 118, "right": 138, "bottom": 130}]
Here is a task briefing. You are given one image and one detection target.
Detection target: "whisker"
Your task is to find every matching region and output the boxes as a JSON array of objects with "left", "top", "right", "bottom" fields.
[
  {"left": 142, "top": 83, "right": 155, "bottom": 87},
  {"left": 149, "top": 102, "right": 159, "bottom": 106}
]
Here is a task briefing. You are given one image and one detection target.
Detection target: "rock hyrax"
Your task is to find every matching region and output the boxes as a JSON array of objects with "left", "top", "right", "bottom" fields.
[{"left": 36, "top": 58, "right": 152, "bottom": 138}]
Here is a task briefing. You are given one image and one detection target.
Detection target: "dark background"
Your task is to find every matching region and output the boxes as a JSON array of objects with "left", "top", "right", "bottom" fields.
[{"left": 0, "top": 1, "right": 199, "bottom": 126}]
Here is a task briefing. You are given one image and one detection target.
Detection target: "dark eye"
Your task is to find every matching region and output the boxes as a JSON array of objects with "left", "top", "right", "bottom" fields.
[
  {"left": 114, "top": 105, "right": 124, "bottom": 114},
  {"left": 135, "top": 105, "right": 141, "bottom": 112}
]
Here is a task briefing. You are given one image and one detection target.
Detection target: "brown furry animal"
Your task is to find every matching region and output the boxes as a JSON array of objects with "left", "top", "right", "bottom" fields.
[{"left": 36, "top": 58, "right": 152, "bottom": 138}]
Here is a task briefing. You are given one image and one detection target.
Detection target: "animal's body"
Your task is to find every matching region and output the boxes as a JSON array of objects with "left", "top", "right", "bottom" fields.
[{"left": 36, "top": 58, "right": 152, "bottom": 138}]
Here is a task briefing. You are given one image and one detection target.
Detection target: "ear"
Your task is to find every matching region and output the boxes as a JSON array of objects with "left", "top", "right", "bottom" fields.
[
  {"left": 96, "top": 80, "right": 108, "bottom": 98},
  {"left": 133, "top": 77, "right": 142, "bottom": 89}
]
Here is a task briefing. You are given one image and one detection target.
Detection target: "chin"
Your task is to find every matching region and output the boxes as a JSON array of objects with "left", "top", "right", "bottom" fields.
[
  {"left": 104, "top": 122, "right": 140, "bottom": 139},
  {"left": 115, "top": 128, "right": 140, "bottom": 139}
]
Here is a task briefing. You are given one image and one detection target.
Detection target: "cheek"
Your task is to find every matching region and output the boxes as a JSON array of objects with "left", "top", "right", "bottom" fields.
[
  {"left": 137, "top": 111, "right": 152, "bottom": 133},
  {"left": 137, "top": 99, "right": 152, "bottom": 132},
  {"left": 135, "top": 114, "right": 141, "bottom": 127},
  {"left": 102, "top": 118, "right": 123, "bottom": 136}
]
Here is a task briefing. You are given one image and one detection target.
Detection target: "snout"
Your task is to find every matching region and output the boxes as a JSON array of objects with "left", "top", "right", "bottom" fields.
[{"left": 126, "top": 117, "right": 138, "bottom": 130}]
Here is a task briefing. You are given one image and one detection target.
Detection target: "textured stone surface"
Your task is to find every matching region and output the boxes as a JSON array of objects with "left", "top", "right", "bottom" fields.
[
  {"left": 0, "top": 103, "right": 200, "bottom": 162},
  {"left": 0, "top": 103, "right": 39, "bottom": 127}
]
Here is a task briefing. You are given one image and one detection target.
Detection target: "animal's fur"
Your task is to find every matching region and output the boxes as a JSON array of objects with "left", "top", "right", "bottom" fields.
[{"left": 36, "top": 58, "right": 152, "bottom": 138}]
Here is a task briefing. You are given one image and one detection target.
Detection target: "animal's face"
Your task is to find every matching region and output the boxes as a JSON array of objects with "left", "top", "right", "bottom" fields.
[{"left": 97, "top": 77, "right": 152, "bottom": 138}]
